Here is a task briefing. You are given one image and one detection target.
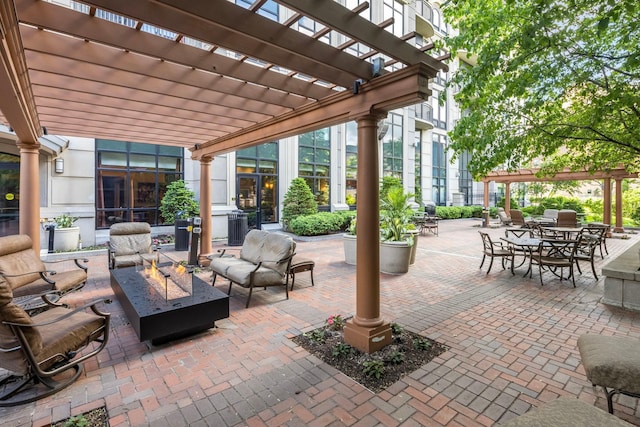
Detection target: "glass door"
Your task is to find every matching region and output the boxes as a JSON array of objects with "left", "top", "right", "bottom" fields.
[{"left": 237, "top": 174, "right": 277, "bottom": 229}]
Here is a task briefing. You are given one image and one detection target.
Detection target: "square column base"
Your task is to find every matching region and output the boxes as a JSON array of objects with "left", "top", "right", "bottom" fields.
[{"left": 344, "top": 320, "right": 392, "bottom": 353}]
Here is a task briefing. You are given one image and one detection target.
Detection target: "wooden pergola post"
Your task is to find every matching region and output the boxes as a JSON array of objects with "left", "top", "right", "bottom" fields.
[
  {"left": 603, "top": 178, "right": 612, "bottom": 227},
  {"left": 343, "top": 114, "right": 392, "bottom": 354},
  {"left": 18, "top": 142, "right": 41, "bottom": 250},
  {"left": 198, "top": 155, "right": 213, "bottom": 260},
  {"left": 504, "top": 182, "right": 511, "bottom": 215},
  {"left": 613, "top": 178, "right": 624, "bottom": 232}
]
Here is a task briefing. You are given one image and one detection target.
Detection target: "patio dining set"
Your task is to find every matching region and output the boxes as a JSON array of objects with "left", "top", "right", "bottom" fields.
[{"left": 479, "top": 221, "right": 610, "bottom": 287}]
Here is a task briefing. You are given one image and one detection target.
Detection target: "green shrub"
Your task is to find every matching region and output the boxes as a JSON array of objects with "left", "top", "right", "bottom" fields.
[
  {"left": 282, "top": 178, "right": 317, "bottom": 231},
  {"left": 159, "top": 180, "right": 199, "bottom": 224},
  {"left": 289, "top": 212, "right": 345, "bottom": 236},
  {"left": 380, "top": 176, "right": 402, "bottom": 202}
]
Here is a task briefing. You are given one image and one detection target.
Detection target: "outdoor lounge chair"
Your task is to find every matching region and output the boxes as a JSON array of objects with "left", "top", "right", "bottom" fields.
[
  {"left": 497, "top": 208, "right": 512, "bottom": 226},
  {"left": 108, "top": 222, "right": 158, "bottom": 269},
  {"left": 0, "top": 278, "right": 110, "bottom": 406},
  {"left": 510, "top": 210, "right": 529, "bottom": 227},
  {"left": 0, "top": 235, "right": 88, "bottom": 299}
]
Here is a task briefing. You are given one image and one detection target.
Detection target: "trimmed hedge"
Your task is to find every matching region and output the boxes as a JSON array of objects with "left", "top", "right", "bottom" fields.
[{"left": 289, "top": 211, "right": 355, "bottom": 236}]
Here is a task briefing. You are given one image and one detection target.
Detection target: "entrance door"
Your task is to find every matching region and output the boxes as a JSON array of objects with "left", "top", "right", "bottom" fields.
[{"left": 237, "top": 174, "right": 277, "bottom": 229}]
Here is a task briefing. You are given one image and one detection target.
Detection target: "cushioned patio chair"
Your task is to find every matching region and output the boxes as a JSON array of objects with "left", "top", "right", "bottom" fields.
[
  {"left": 108, "top": 222, "right": 158, "bottom": 269},
  {"left": 478, "top": 231, "right": 514, "bottom": 275},
  {"left": 0, "top": 235, "right": 88, "bottom": 299},
  {"left": 0, "top": 278, "right": 110, "bottom": 406},
  {"left": 209, "top": 230, "right": 296, "bottom": 308},
  {"left": 578, "top": 334, "right": 640, "bottom": 415}
]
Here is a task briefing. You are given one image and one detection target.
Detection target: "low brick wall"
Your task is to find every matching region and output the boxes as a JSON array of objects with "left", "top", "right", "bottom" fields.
[{"left": 602, "top": 241, "right": 640, "bottom": 311}]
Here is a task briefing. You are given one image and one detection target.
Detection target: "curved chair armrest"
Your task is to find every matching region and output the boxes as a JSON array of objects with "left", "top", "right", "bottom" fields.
[
  {"left": 211, "top": 248, "right": 240, "bottom": 258},
  {"left": 44, "top": 258, "right": 89, "bottom": 272},
  {"left": 14, "top": 289, "right": 66, "bottom": 310},
  {"left": 0, "top": 269, "right": 55, "bottom": 279},
  {"left": 3, "top": 299, "right": 112, "bottom": 328}
]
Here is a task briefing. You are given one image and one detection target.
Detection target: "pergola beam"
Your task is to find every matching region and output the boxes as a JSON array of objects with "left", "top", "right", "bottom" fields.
[{"left": 193, "top": 63, "right": 434, "bottom": 158}]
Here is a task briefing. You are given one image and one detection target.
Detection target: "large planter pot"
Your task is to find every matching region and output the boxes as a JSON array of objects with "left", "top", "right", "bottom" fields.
[
  {"left": 380, "top": 240, "right": 412, "bottom": 275},
  {"left": 54, "top": 227, "right": 80, "bottom": 251},
  {"left": 406, "top": 230, "right": 419, "bottom": 265},
  {"left": 343, "top": 234, "right": 357, "bottom": 265}
]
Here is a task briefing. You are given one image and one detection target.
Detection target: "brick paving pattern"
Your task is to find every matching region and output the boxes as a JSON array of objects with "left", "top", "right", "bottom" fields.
[{"left": 2, "top": 219, "right": 640, "bottom": 426}]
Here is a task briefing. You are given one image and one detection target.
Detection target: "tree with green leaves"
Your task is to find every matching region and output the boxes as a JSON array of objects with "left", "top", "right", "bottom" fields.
[
  {"left": 442, "top": 0, "right": 639, "bottom": 179},
  {"left": 282, "top": 178, "right": 318, "bottom": 231}
]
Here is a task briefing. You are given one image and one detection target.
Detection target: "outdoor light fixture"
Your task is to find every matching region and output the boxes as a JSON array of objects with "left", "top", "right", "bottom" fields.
[{"left": 54, "top": 157, "right": 64, "bottom": 174}]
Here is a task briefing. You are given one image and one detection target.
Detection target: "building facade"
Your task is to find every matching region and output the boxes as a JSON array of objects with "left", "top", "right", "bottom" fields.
[{"left": 0, "top": 0, "right": 491, "bottom": 250}]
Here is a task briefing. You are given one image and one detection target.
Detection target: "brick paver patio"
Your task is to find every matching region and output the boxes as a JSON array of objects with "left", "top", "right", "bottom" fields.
[{"left": 2, "top": 219, "right": 640, "bottom": 426}]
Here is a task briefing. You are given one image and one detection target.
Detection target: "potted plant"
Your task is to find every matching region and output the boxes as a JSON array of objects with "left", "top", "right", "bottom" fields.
[
  {"left": 53, "top": 213, "right": 80, "bottom": 251},
  {"left": 379, "top": 186, "right": 415, "bottom": 274},
  {"left": 343, "top": 218, "right": 357, "bottom": 265}
]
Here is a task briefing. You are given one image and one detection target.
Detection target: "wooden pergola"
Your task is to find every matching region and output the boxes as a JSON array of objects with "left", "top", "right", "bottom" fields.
[
  {"left": 0, "top": 0, "right": 447, "bottom": 352},
  {"left": 482, "top": 167, "right": 639, "bottom": 232}
]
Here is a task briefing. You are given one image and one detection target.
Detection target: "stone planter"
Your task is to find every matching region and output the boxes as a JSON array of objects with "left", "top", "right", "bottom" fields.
[
  {"left": 406, "top": 230, "right": 419, "bottom": 265},
  {"left": 54, "top": 227, "right": 80, "bottom": 251},
  {"left": 343, "top": 234, "right": 357, "bottom": 265},
  {"left": 380, "top": 240, "right": 412, "bottom": 275}
]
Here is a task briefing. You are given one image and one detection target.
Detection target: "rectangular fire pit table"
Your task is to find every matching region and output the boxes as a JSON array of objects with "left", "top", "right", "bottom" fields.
[{"left": 110, "top": 265, "right": 229, "bottom": 344}]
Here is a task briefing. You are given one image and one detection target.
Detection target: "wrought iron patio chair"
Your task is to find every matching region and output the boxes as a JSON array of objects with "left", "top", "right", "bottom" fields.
[
  {"left": 573, "top": 232, "right": 601, "bottom": 280},
  {"left": 530, "top": 238, "right": 579, "bottom": 287},
  {"left": 478, "top": 231, "right": 514, "bottom": 275}
]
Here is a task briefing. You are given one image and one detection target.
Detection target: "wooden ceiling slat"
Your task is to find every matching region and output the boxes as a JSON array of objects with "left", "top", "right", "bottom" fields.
[
  {"left": 25, "top": 52, "right": 291, "bottom": 117},
  {"left": 33, "top": 86, "right": 247, "bottom": 131},
  {"left": 21, "top": 27, "right": 309, "bottom": 110},
  {"left": 15, "top": 0, "right": 336, "bottom": 100},
  {"left": 29, "top": 71, "right": 271, "bottom": 124},
  {"left": 37, "top": 108, "right": 225, "bottom": 140},
  {"left": 38, "top": 112, "right": 221, "bottom": 142},
  {"left": 78, "top": 0, "right": 371, "bottom": 87}
]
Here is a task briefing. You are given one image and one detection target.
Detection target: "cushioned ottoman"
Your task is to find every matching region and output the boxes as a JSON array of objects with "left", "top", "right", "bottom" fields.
[
  {"left": 577, "top": 334, "right": 640, "bottom": 414},
  {"left": 501, "top": 396, "right": 633, "bottom": 426}
]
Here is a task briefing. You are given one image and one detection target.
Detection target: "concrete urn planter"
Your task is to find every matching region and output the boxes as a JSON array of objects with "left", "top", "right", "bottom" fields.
[
  {"left": 343, "top": 234, "right": 357, "bottom": 265},
  {"left": 54, "top": 227, "right": 80, "bottom": 251},
  {"left": 380, "top": 240, "right": 412, "bottom": 275}
]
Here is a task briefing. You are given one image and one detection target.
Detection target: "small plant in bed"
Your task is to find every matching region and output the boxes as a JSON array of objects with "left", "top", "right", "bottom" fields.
[{"left": 292, "top": 318, "right": 448, "bottom": 392}]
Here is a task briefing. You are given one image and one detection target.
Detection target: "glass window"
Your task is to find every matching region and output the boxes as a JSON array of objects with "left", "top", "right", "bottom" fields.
[
  {"left": 0, "top": 153, "right": 20, "bottom": 237},
  {"left": 383, "top": 0, "right": 404, "bottom": 37},
  {"left": 432, "top": 134, "right": 447, "bottom": 205},
  {"left": 382, "top": 112, "right": 403, "bottom": 179},
  {"left": 345, "top": 122, "right": 357, "bottom": 206},
  {"left": 298, "top": 128, "right": 331, "bottom": 209},
  {"left": 95, "top": 140, "right": 183, "bottom": 228}
]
